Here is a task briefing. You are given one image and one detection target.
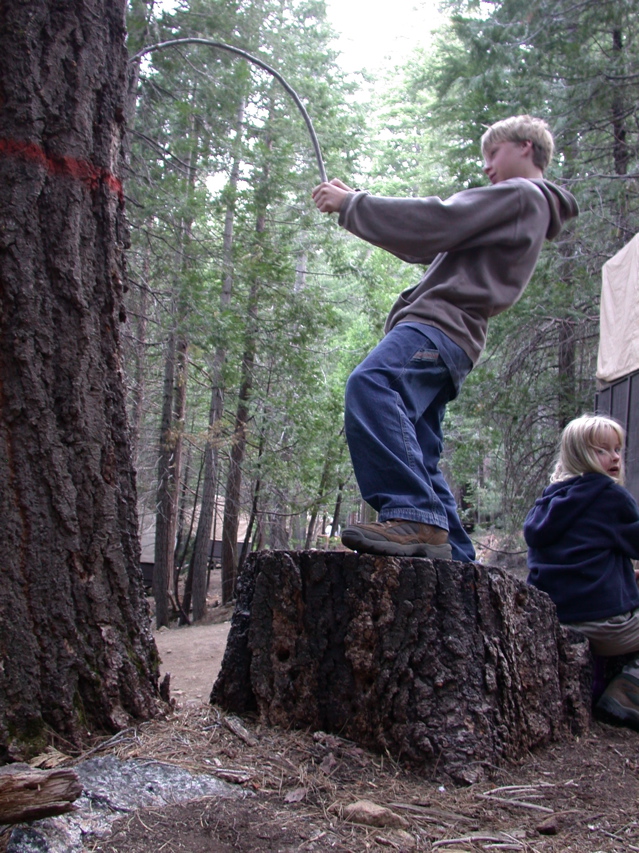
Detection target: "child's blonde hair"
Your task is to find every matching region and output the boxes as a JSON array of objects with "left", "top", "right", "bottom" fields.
[
  {"left": 481, "top": 115, "right": 555, "bottom": 173},
  {"left": 551, "top": 414, "right": 625, "bottom": 484}
]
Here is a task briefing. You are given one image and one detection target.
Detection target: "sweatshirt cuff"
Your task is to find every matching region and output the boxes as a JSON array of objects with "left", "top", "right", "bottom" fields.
[{"left": 338, "top": 190, "right": 369, "bottom": 227}]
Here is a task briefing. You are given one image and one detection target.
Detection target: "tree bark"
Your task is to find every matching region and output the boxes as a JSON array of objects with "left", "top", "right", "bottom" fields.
[
  {"left": 611, "top": 27, "right": 630, "bottom": 179},
  {"left": 180, "top": 450, "right": 205, "bottom": 623},
  {"left": 0, "top": 0, "right": 161, "bottom": 760},
  {"left": 237, "top": 432, "right": 266, "bottom": 575},
  {"left": 128, "top": 232, "right": 151, "bottom": 466},
  {"left": 304, "top": 452, "right": 332, "bottom": 549},
  {"left": 330, "top": 480, "right": 345, "bottom": 539},
  {"left": 154, "top": 309, "right": 189, "bottom": 629},
  {"left": 153, "top": 327, "right": 179, "bottom": 627},
  {"left": 557, "top": 317, "right": 576, "bottom": 430},
  {"left": 220, "top": 301, "right": 257, "bottom": 602},
  {"left": 212, "top": 551, "right": 592, "bottom": 783},
  {"left": 190, "top": 374, "right": 224, "bottom": 620}
]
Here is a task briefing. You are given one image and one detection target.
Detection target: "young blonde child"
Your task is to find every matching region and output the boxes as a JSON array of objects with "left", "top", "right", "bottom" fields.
[{"left": 525, "top": 414, "right": 639, "bottom": 728}]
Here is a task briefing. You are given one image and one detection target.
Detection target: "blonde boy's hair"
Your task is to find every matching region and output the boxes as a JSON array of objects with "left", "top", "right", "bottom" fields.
[
  {"left": 481, "top": 115, "right": 555, "bottom": 172},
  {"left": 551, "top": 414, "right": 625, "bottom": 484}
]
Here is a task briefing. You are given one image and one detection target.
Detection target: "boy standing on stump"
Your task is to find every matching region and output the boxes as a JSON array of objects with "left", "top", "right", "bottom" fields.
[{"left": 312, "top": 115, "right": 578, "bottom": 562}]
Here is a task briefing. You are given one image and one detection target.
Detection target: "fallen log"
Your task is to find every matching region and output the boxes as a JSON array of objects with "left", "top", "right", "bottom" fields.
[
  {"left": 212, "top": 551, "right": 592, "bottom": 783},
  {"left": 0, "top": 763, "right": 81, "bottom": 824}
]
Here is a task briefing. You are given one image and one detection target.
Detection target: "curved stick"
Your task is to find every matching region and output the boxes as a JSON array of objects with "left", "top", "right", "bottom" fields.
[{"left": 130, "top": 38, "right": 328, "bottom": 183}]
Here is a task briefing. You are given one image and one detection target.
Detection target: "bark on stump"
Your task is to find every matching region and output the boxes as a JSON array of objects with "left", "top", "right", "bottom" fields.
[{"left": 212, "top": 551, "right": 592, "bottom": 782}]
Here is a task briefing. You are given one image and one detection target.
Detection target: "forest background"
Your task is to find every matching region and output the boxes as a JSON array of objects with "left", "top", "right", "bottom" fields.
[{"left": 125, "top": 0, "right": 639, "bottom": 625}]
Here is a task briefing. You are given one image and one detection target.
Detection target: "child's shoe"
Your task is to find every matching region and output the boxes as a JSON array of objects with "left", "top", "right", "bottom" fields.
[{"left": 341, "top": 519, "right": 452, "bottom": 559}]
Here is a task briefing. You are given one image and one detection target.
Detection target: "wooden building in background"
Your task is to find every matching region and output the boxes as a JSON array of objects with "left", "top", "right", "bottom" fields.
[{"left": 595, "top": 234, "right": 639, "bottom": 501}]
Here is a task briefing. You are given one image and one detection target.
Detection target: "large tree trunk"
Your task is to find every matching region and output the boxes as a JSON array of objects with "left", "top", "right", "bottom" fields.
[
  {"left": 0, "top": 0, "right": 160, "bottom": 761},
  {"left": 212, "top": 552, "right": 592, "bottom": 783}
]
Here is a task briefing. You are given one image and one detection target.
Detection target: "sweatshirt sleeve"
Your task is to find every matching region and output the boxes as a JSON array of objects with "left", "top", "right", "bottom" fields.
[
  {"left": 609, "top": 486, "right": 639, "bottom": 558},
  {"left": 337, "top": 181, "right": 548, "bottom": 264}
]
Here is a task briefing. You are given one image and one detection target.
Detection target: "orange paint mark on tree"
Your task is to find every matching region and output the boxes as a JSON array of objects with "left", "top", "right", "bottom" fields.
[{"left": 0, "top": 138, "right": 124, "bottom": 203}]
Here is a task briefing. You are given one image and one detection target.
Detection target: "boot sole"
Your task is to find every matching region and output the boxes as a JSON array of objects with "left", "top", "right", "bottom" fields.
[{"left": 341, "top": 530, "right": 452, "bottom": 560}]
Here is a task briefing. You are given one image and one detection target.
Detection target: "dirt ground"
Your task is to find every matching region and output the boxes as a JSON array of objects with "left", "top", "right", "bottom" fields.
[
  {"left": 154, "top": 605, "right": 233, "bottom": 706},
  {"left": 90, "top": 569, "right": 639, "bottom": 852}
]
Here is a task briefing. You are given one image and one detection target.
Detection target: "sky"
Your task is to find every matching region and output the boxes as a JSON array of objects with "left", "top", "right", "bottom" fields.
[
  {"left": 323, "top": 0, "right": 446, "bottom": 75},
  {"left": 156, "top": 0, "right": 446, "bottom": 77}
]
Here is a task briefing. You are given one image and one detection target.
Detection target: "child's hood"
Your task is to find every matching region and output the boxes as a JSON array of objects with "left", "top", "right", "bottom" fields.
[
  {"left": 524, "top": 472, "right": 612, "bottom": 548},
  {"left": 532, "top": 180, "right": 579, "bottom": 240}
]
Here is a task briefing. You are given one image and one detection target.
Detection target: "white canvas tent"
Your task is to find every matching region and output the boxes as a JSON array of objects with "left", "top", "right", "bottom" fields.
[{"left": 597, "top": 232, "right": 639, "bottom": 384}]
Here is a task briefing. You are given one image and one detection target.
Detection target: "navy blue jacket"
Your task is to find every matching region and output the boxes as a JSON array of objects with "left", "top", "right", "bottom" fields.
[{"left": 524, "top": 473, "right": 639, "bottom": 622}]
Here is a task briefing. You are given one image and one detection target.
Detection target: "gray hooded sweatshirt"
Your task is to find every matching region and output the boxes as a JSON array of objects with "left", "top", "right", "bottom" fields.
[{"left": 338, "top": 177, "right": 579, "bottom": 365}]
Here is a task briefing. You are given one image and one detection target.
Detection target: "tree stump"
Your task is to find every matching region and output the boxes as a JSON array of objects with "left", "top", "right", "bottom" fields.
[{"left": 212, "top": 551, "right": 592, "bottom": 782}]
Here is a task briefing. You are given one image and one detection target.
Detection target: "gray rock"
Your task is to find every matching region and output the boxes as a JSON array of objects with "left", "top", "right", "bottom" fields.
[{"left": 7, "top": 754, "right": 247, "bottom": 853}]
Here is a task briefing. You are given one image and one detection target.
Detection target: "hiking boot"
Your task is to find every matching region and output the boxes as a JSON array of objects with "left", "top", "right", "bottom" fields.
[
  {"left": 595, "top": 672, "right": 639, "bottom": 730},
  {"left": 340, "top": 519, "right": 452, "bottom": 559}
]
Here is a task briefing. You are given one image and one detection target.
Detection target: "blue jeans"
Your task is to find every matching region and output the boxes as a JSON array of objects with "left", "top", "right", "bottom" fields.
[{"left": 344, "top": 323, "right": 476, "bottom": 562}]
